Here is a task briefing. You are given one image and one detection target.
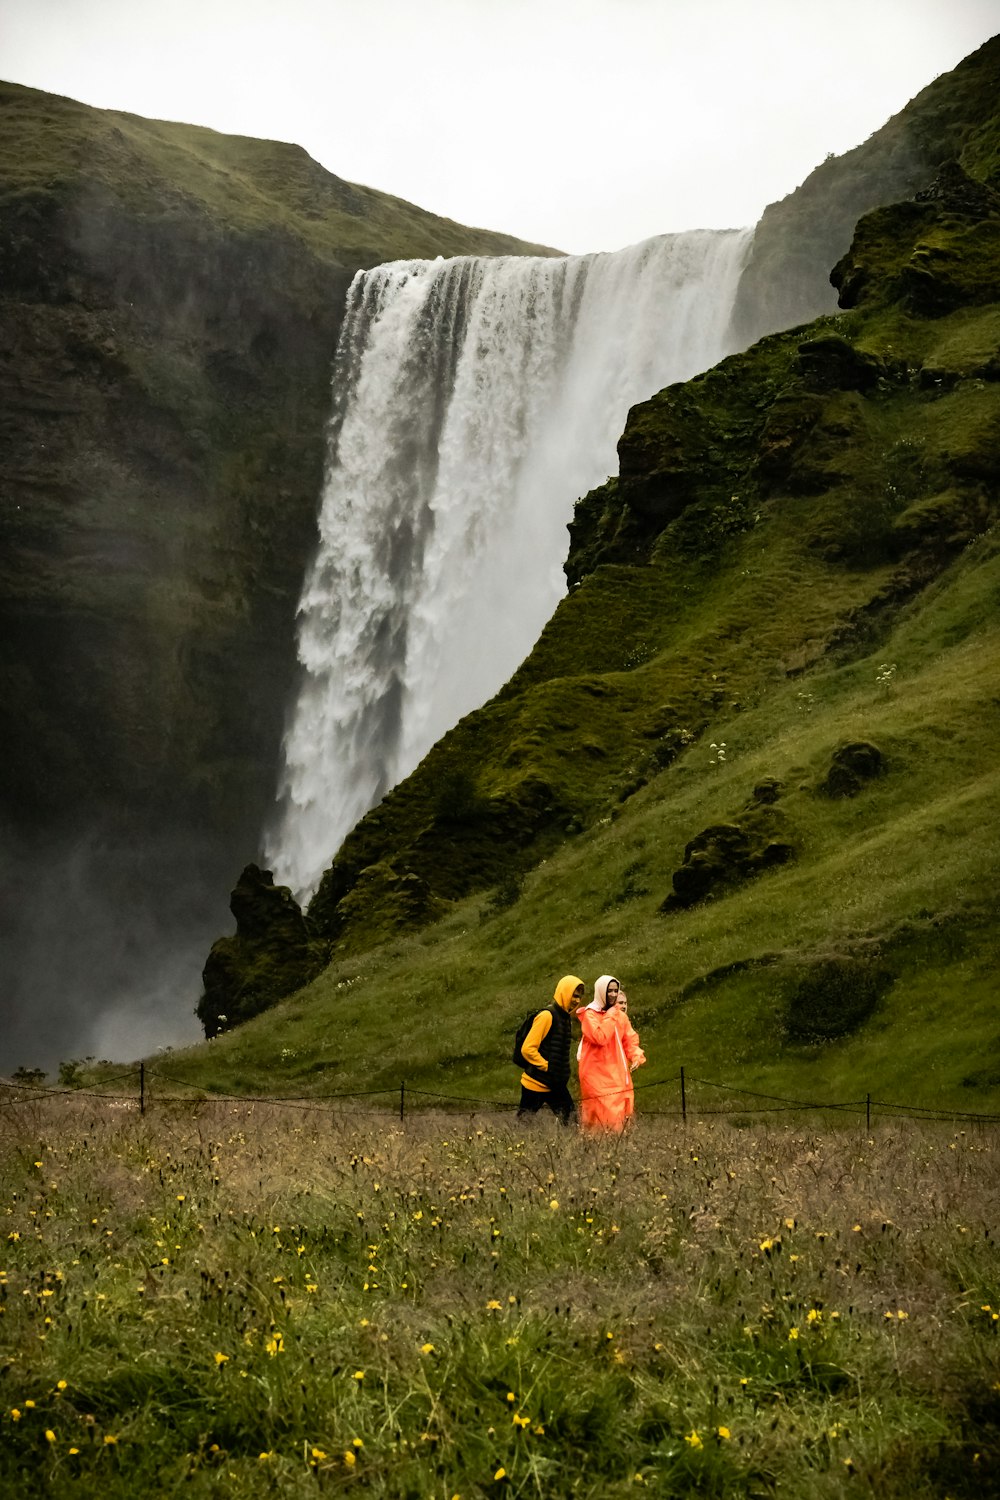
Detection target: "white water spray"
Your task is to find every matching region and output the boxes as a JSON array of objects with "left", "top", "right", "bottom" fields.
[{"left": 266, "top": 229, "right": 753, "bottom": 899}]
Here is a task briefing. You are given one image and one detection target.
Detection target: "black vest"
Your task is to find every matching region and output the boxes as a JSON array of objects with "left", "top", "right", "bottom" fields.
[{"left": 530, "top": 1003, "right": 572, "bottom": 1089}]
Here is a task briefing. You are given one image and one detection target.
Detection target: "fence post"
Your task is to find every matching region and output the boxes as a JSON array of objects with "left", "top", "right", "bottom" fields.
[
  {"left": 400, "top": 1080, "right": 405, "bottom": 1123},
  {"left": 866, "top": 1093, "right": 871, "bottom": 1132},
  {"left": 140, "top": 1061, "right": 145, "bottom": 1116},
  {"left": 680, "top": 1066, "right": 686, "bottom": 1125}
]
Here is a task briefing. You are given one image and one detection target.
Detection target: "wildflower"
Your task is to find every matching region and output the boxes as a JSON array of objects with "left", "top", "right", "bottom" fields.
[
  {"left": 176, "top": 1195, "right": 185, "bottom": 1203},
  {"left": 103, "top": 1434, "right": 118, "bottom": 1445},
  {"left": 214, "top": 1352, "right": 229, "bottom": 1366},
  {"left": 421, "top": 1343, "right": 435, "bottom": 1355},
  {"left": 717, "top": 1426, "right": 731, "bottom": 1440},
  {"left": 788, "top": 1327, "right": 800, "bottom": 1341},
  {"left": 506, "top": 1392, "right": 516, "bottom": 1403},
  {"left": 807, "top": 1309, "right": 822, "bottom": 1324},
  {"left": 494, "top": 1467, "right": 506, "bottom": 1481},
  {"left": 68, "top": 1447, "right": 79, "bottom": 1455},
  {"left": 512, "top": 1412, "right": 530, "bottom": 1428},
  {"left": 486, "top": 1299, "right": 502, "bottom": 1311},
  {"left": 685, "top": 1430, "right": 703, "bottom": 1449},
  {"left": 258, "top": 1452, "right": 274, "bottom": 1461},
  {"left": 56, "top": 1380, "right": 67, "bottom": 1392},
  {"left": 11, "top": 1410, "right": 20, "bottom": 1422},
  {"left": 344, "top": 1451, "right": 356, "bottom": 1467},
  {"left": 549, "top": 1199, "right": 559, "bottom": 1211},
  {"left": 311, "top": 1447, "right": 327, "bottom": 1462},
  {"left": 353, "top": 1371, "right": 365, "bottom": 1381},
  {"left": 352, "top": 1438, "right": 364, "bottom": 1448}
]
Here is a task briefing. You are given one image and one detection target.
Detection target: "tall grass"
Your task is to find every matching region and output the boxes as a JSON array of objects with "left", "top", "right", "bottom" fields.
[{"left": 2, "top": 1102, "right": 997, "bottom": 1497}]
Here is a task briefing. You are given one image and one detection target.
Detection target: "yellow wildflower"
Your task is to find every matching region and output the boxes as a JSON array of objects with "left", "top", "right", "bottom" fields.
[{"left": 685, "top": 1430, "right": 702, "bottom": 1449}]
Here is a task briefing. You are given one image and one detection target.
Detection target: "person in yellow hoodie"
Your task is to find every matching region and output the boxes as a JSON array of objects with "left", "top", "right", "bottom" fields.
[{"left": 517, "top": 974, "right": 585, "bottom": 1124}]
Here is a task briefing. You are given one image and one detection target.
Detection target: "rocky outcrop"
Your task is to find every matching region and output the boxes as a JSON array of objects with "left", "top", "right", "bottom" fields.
[{"left": 197, "top": 865, "right": 328, "bottom": 1036}]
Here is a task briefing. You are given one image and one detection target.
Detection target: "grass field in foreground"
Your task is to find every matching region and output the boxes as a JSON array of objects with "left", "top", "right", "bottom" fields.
[{"left": 1, "top": 1103, "right": 997, "bottom": 1498}]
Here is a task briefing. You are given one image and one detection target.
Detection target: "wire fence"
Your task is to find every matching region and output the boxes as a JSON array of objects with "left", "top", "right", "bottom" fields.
[{"left": 2, "top": 1062, "right": 999, "bottom": 1127}]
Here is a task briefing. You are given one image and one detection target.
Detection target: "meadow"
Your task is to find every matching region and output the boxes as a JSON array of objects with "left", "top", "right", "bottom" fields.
[{"left": 1, "top": 1099, "right": 997, "bottom": 1498}]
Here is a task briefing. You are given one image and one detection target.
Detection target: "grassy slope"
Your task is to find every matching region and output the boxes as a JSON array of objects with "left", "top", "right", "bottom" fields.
[{"left": 165, "top": 172, "right": 1000, "bottom": 1115}]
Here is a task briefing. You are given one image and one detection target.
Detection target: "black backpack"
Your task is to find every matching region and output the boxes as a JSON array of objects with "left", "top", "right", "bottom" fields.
[{"left": 512, "top": 1005, "right": 553, "bottom": 1067}]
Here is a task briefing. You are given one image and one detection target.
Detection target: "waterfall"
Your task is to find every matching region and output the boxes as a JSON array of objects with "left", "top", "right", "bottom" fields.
[{"left": 266, "top": 228, "right": 754, "bottom": 900}]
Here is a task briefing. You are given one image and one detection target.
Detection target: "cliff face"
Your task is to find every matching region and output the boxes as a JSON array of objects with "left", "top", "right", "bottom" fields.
[
  {"left": 729, "top": 35, "right": 1000, "bottom": 346},
  {"left": 0, "top": 82, "right": 557, "bottom": 1071}
]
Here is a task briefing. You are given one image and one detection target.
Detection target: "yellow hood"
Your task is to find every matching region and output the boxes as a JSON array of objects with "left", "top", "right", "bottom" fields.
[{"left": 553, "top": 974, "right": 585, "bottom": 1010}]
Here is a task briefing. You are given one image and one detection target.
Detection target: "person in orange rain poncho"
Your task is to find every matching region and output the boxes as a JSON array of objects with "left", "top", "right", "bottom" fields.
[{"left": 576, "top": 974, "right": 646, "bottom": 1132}]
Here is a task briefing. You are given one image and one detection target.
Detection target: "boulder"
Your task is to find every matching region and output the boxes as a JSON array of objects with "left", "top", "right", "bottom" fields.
[{"left": 821, "top": 742, "right": 885, "bottom": 798}]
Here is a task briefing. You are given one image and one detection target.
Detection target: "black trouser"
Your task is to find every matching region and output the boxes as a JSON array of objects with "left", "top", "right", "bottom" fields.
[{"left": 517, "top": 1083, "right": 575, "bottom": 1125}]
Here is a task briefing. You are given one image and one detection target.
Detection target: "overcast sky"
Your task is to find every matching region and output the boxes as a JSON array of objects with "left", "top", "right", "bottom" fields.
[{"left": 3, "top": 0, "right": 998, "bottom": 251}]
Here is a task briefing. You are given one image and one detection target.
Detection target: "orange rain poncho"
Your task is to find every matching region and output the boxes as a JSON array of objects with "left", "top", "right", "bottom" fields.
[{"left": 576, "top": 975, "right": 646, "bottom": 1132}]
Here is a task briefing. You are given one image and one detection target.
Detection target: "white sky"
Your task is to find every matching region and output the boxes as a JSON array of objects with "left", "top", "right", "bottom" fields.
[{"left": 3, "top": 0, "right": 999, "bottom": 252}]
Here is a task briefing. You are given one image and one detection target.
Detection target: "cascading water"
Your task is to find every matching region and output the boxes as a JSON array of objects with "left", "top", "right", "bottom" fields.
[{"left": 266, "top": 228, "right": 754, "bottom": 900}]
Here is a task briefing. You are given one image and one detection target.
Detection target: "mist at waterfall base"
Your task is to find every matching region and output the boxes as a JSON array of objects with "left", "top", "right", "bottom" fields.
[
  {"left": 0, "top": 823, "right": 213, "bottom": 1077},
  {"left": 266, "top": 229, "right": 753, "bottom": 900}
]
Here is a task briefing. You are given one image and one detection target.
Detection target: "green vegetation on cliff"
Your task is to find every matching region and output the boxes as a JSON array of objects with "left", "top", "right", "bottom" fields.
[{"left": 190, "top": 141, "right": 1000, "bottom": 1113}]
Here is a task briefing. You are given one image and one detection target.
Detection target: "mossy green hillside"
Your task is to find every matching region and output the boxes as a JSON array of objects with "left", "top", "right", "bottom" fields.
[{"left": 184, "top": 171, "right": 1000, "bottom": 1113}]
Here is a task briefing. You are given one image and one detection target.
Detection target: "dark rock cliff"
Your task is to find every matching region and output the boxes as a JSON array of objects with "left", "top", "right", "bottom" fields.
[{"left": 0, "top": 82, "right": 556, "bottom": 1070}]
